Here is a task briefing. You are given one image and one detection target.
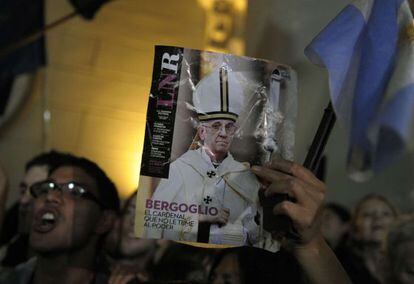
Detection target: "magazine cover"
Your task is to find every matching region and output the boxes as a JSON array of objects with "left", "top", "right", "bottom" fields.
[{"left": 135, "top": 45, "right": 297, "bottom": 252}]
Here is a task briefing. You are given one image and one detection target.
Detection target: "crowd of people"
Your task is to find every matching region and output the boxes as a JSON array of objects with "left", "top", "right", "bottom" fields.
[
  {"left": 320, "top": 198, "right": 414, "bottom": 284},
  {"left": 0, "top": 150, "right": 411, "bottom": 284}
]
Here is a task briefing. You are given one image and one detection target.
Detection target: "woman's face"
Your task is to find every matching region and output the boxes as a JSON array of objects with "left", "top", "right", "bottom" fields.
[
  {"left": 120, "top": 195, "right": 156, "bottom": 257},
  {"left": 354, "top": 198, "right": 395, "bottom": 243}
]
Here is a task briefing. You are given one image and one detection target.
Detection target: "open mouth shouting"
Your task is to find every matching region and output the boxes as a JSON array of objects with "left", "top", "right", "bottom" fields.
[{"left": 33, "top": 208, "right": 59, "bottom": 233}]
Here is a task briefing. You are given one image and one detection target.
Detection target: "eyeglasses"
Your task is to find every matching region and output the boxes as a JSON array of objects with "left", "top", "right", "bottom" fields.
[
  {"left": 204, "top": 122, "right": 237, "bottom": 135},
  {"left": 30, "top": 180, "right": 105, "bottom": 208}
]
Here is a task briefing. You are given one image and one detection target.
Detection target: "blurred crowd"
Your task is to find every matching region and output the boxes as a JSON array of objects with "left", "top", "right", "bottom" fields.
[{"left": 0, "top": 151, "right": 411, "bottom": 284}]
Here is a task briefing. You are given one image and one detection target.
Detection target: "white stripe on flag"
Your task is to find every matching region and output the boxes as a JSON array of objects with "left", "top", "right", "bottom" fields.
[
  {"left": 305, "top": 0, "right": 414, "bottom": 181},
  {"left": 352, "top": 0, "right": 375, "bottom": 20}
]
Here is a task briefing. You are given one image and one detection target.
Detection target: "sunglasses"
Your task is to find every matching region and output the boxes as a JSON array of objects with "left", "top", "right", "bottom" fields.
[{"left": 30, "top": 180, "right": 105, "bottom": 208}]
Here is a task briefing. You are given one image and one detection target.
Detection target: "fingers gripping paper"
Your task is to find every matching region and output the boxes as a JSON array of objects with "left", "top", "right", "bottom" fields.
[{"left": 135, "top": 46, "right": 297, "bottom": 252}]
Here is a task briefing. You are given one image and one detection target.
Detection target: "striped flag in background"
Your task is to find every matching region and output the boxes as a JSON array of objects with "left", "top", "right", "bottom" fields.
[{"left": 305, "top": 0, "right": 414, "bottom": 181}]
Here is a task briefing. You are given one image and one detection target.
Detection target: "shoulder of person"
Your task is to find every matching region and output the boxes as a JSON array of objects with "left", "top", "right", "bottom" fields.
[{"left": 0, "top": 257, "right": 36, "bottom": 284}]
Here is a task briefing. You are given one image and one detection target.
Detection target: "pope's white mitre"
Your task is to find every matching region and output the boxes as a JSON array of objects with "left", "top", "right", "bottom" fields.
[{"left": 193, "top": 67, "right": 247, "bottom": 122}]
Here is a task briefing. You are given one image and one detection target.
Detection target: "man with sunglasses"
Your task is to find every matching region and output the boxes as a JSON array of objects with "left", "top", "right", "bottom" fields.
[
  {"left": 146, "top": 67, "right": 263, "bottom": 248},
  {"left": 0, "top": 155, "right": 120, "bottom": 284}
]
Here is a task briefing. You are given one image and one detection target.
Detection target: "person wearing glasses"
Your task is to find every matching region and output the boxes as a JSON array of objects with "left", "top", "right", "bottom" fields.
[
  {"left": 0, "top": 155, "right": 120, "bottom": 284},
  {"left": 145, "top": 67, "right": 264, "bottom": 248},
  {"left": 0, "top": 151, "right": 71, "bottom": 268}
]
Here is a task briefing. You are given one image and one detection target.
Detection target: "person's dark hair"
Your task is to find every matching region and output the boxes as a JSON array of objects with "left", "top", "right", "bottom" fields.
[
  {"left": 209, "top": 247, "right": 304, "bottom": 284},
  {"left": 50, "top": 155, "right": 120, "bottom": 212},
  {"left": 151, "top": 243, "right": 215, "bottom": 283},
  {"left": 25, "top": 150, "right": 72, "bottom": 172},
  {"left": 325, "top": 202, "right": 351, "bottom": 223}
]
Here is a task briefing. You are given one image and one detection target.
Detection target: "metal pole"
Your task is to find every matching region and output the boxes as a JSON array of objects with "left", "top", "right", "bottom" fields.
[
  {"left": 303, "top": 102, "right": 336, "bottom": 172},
  {"left": 0, "top": 11, "right": 78, "bottom": 61}
]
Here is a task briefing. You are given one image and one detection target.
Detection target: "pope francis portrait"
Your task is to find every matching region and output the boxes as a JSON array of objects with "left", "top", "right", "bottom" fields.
[{"left": 144, "top": 66, "right": 275, "bottom": 249}]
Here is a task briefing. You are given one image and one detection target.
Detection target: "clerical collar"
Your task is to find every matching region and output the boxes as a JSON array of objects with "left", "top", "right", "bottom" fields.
[{"left": 212, "top": 161, "right": 220, "bottom": 168}]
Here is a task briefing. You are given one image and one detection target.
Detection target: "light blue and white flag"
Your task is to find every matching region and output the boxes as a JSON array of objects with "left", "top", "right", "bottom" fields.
[{"left": 305, "top": 0, "right": 414, "bottom": 181}]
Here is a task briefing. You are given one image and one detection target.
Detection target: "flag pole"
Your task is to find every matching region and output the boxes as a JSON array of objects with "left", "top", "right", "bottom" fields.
[
  {"left": 0, "top": 11, "right": 78, "bottom": 61},
  {"left": 0, "top": 0, "right": 119, "bottom": 61},
  {"left": 303, "top": 101, "right": 336, "bottom": 172}
]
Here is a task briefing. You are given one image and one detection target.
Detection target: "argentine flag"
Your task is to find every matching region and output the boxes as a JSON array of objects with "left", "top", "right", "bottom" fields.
[{"left": 305, "top": 0, "right": 414, "bottom": 181}]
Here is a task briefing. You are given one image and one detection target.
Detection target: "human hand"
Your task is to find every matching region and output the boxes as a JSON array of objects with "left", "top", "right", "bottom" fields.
[
  {"left": 199, "top": 208, "right": 230, "bottom": 226},
  {"left": 251, "top": 156, "right": 326, "bottom": 247}
]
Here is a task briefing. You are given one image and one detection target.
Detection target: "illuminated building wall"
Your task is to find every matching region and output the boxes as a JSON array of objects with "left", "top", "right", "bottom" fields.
[{"left": 43, "top": 0, "right": 247, "bottom": 199}]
